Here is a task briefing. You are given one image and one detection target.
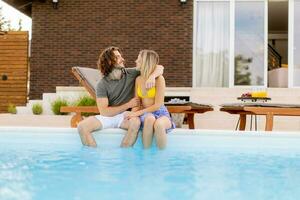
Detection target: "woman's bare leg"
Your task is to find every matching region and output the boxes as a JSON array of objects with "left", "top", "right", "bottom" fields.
[
  {"left": 153, "top": 116, "right": 172, "bottom": 150},
  {"left": 142, "top": 114, "right": 156, "bottom": 149}
]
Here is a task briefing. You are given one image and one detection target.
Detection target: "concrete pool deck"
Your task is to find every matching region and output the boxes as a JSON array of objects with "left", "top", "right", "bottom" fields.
[
  {"left": 0, "top": 114, "right": 189, "bottom": 129},
  {"left": 0, "top": 113, "right": 299, "bottom": 133},
  {"left": 0, "top": 114, "right": 72, "bottom": 127}
]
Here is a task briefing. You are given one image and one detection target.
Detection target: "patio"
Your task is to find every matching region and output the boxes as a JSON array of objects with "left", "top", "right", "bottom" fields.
[{"left": 0, "top": 114, "right": 72, "bottom": 127}]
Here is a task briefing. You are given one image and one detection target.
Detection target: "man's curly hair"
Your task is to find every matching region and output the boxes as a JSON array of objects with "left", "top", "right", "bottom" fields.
[{"left": 97, "top": 46, "right": 121, "bottom": 76}]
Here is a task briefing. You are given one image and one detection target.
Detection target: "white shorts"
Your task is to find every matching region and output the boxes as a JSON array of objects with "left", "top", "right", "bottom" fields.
[{"left": 94, "top": 112, "right": 125, "bottom": 129}]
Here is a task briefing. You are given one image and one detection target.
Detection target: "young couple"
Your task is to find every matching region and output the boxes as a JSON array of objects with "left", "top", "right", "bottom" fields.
[{"left": 77, "top": 46, "right": 175, "bottom": 149}]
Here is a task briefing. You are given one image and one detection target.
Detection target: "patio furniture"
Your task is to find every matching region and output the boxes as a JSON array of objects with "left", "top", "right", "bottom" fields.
[
  {"left": 220, "top": 103, "right": 300, "bottom": 131},
  {"left": 60, "top": 67, "right": 213, "bottom": 128}
]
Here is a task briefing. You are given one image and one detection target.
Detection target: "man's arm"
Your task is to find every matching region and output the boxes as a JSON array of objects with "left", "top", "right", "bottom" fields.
[
  {"left": 145, "top": 65, "right": 164, "bottom": 89},
  {"left": 96, "top": 97, "right": 139, "bottom": 117}
]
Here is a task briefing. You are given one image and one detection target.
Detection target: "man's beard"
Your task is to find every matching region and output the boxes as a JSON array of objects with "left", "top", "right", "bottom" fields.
[{"left": 107, "top": 65, "right": 124, "bottom": 80}]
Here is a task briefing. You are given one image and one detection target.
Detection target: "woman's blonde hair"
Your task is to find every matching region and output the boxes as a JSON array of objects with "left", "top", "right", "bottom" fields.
[{"left": 137, "top": 50, "right": 159, "bottom": 79}]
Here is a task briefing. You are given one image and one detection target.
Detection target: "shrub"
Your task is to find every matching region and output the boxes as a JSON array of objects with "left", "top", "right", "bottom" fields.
[
  {"left": 7, "top": 103, "right": 17, "bottom": 114},
  {"left": 75, "top": 95, "right": 96, "bottom": 106},
  {"left": 51, "top": 98, "right": 69, "bottom": 115},
  {"left": 32, "top": 103, "right": 43, "bottom": 115},
  {"left": 74, "top": 95, "right": 97, "bottom": 117}
]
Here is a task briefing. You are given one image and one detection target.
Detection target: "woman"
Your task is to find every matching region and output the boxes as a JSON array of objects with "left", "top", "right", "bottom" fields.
[{"left": 125, "top": 50, "right": 175, "bottom": 149}]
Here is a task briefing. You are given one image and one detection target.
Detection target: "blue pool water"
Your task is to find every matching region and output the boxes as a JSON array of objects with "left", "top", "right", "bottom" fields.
[{"left": 1, "top": 128, "right": 300, "bottom": 200}]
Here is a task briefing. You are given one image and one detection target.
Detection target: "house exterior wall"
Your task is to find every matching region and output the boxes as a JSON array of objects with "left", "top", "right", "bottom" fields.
[{"left": 30, "top": 0, "right": 193, "bottom": 99}]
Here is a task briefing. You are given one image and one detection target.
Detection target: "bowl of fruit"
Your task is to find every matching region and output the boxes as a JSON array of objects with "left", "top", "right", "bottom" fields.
[{"left": 238, "top": 91, "right": 271, "bottom": 102}]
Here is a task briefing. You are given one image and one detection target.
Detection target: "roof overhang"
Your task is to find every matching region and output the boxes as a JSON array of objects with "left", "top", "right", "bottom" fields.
[{"left": 3, "top": 0, "right": 33, "bottom": 17}]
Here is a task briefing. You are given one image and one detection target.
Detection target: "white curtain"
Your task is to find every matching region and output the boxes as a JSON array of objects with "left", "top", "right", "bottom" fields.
[{"left": 195, "top": 1, "right": 230, "bottom": 87}]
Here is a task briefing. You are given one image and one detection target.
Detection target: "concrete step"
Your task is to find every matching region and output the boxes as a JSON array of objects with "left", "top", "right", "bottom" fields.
[
  {"left": 27, "top": 100, "right": 43, "bottom": 107},
  {"left": 42, "top": 91, "right": 88, "bottom": 115},
  {"left": 16, "top": 106, "right": 31, "bottom": 115},
  {"left": 56, "top": 87, "right": 90, "bottom": 103},
  {"left": 42, "top": 93, "right": 60, "bottom": 115},
  {"left": 15, "top": 88, "right": 90, "bottom": 115}
]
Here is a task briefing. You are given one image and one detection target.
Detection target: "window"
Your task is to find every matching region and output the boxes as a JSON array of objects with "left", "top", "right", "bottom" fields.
[
  {"left": 194, "top": 0, "right": 267, "bottom": 87},
  {"left": 194, "top": 1, "right": 230, "bottom": 87},
  {"left": 234, "top": 1, "right": 265, "bottom": 86},
  {"left": 293, "top": 0, "right": 300, "bottom": 86}
]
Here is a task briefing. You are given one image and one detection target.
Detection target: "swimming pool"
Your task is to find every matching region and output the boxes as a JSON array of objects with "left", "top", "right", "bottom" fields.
[{"left": 1, "top": 127, "right": 300, "bottom": 200}]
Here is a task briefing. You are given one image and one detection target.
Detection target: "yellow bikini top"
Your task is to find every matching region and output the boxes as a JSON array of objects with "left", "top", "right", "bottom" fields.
[{"left": 137, "top": 85, "right": 156, "bottom": 99}]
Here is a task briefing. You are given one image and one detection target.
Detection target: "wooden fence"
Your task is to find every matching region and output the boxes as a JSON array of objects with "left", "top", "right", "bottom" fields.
[{"left": 0, "top": 31, "right": 29, "bottom": 113}]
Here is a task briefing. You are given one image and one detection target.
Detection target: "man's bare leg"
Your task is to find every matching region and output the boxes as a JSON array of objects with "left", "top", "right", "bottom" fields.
[
  {"left": 77, "top": 116, "right": 102, "bottom": 147},
  {"left": 142, "top": 114, "right": 155, "bottom": 149},
  {"left": 120, "top": 117, "right": 141, "bottom": 147}
]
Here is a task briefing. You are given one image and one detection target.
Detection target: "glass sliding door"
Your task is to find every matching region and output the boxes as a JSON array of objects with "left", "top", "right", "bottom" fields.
[
  {"left": 234, "top": 1, "right": 267, "bottom": 86},
  {"left": 194, "top": 1, "right": 230, "bottom": 87},
  {"left": 293, "top": 0, "right": 300, "bottom": 86},
  {"left": 193, "top": 0, "right": 268, "bottom": 87}
]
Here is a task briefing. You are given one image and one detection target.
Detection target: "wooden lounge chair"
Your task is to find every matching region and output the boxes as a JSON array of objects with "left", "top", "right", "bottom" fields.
[
  {"left": 61, "top": 66, "right": 213, "bottom": 128},
  {"left": 220, "top": 103, "right": 300, "bottom": 131}
]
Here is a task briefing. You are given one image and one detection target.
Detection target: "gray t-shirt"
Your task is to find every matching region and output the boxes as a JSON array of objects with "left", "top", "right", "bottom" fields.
[{"left": 96, "top": 68, "right": 140, "bottom": 106}]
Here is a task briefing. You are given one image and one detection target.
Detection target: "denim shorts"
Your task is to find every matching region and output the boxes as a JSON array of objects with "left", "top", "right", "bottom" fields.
[{"left": 139, "top": 105, "right": 175, "bottom": 133}]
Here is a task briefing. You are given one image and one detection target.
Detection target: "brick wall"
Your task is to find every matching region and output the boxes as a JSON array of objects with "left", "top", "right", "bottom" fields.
[{"left": 30, "top": 0, "right": 193, "bottom": 99}]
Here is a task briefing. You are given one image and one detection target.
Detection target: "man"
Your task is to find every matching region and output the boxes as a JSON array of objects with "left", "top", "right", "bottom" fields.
[{"left": 77, "top": 46, "right": 164, "bottom": 147}]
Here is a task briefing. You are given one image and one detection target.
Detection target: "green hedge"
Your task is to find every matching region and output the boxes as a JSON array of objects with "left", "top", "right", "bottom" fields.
[
  {"left": 74, "top": 95, "right": 97, "bottom": 117},
  {"left": 7, "top": 103, "right": 17, "bottom": 114},
  {"left": 51, "top": 98, "right": 69, "bottom": 115},
  {"left": 32, "top": 103, "right": 43, "bottom": 115}
]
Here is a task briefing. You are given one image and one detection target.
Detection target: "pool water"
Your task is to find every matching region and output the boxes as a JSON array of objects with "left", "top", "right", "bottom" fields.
[{"left": 1, "top": 129, "right": 300, "bottom": 200}]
